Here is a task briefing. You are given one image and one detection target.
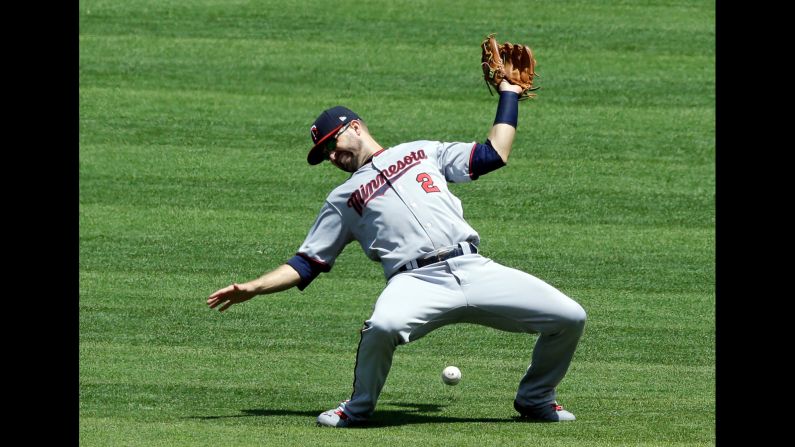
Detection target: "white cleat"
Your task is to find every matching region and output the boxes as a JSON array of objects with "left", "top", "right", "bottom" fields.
[{"left": 316, "top": 400, "right": 355, "bottom": 428}]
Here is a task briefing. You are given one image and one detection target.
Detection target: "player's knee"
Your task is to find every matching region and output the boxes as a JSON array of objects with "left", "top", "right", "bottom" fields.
[
  {"left": 549, "top": 301, "right": 586, "bottom": 336},
  {"left": 363, "top": 316, "right": 406, "bottom": 344},
  {"left": 563, "top": 302, "right": 587, "bottom": 333}
]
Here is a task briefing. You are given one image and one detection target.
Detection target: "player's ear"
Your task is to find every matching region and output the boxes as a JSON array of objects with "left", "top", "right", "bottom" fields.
[{"left": 351, "top": 119, "right": 364, "bottom": 135}]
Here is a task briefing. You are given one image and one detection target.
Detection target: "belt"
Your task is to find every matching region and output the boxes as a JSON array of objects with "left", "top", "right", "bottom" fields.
[{"left": 398, "top": 242, "right": 478, "bottom": 272}]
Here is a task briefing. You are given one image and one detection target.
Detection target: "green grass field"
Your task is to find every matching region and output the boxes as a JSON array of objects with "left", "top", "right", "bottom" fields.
[{"left": 79, "top": 0, "right": 715, "bottom": 445}]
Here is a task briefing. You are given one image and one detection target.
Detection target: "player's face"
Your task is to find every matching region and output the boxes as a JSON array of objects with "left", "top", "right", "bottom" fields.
[
  {"left": 326, "top": 122, "right": 363, "bottom": 173},
  {"left": 322, "top": 122, "right": 351, "bottom": 158}
]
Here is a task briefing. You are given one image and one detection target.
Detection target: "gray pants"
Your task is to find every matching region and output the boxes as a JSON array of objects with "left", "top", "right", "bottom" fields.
[{"left": 343, "top": 254, "right": 587, "bottom": 420}]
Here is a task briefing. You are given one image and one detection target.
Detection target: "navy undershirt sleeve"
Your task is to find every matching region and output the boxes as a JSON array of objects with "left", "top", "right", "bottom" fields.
[
  {"left": 469, "top": 89, "right": 520, "bottom": 179},
  {"left": 286, "top": 254, "right": 329, "bottom": 291},
  {"left": 470, "top": 139, "right": 506, "bottom": 180},
  {"left": 494, "top": 90, "right": 520, "bottom": 127}
]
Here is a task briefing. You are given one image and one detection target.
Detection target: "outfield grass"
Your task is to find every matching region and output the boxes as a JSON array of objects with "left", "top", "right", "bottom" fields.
[{"left": 79, "top": 0, "right": 715, "bottom": 445}]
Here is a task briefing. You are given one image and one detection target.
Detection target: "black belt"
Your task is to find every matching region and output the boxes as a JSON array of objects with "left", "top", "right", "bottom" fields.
[{"left": 398, "top": 242, "right": 478, "bottom": 272}]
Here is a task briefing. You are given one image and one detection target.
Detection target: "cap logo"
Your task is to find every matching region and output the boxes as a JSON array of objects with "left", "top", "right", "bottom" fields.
[
  {"left": 310, "top": 125, "right": 319, "bottom": 143},
  {"left": 339, "top": 116, "right": 347, "bottom": 122}
]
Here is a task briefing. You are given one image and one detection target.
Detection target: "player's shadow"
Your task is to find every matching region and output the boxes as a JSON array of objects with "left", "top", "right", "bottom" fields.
[
  {"left": 190, "top": 402, "right": 544, "bottom": 427},
  {"left": 360, "top": 402, "right": 516, "bottom": 427}
]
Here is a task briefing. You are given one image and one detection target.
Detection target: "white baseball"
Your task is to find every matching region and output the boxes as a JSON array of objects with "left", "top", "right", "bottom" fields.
[{"left": 441, "top": 366, "right": 462, "bottom": 385}]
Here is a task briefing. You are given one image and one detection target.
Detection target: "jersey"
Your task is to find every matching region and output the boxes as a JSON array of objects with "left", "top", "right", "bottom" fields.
[{"left": 296, "top": 140, "right": 483, "bottom": 280}]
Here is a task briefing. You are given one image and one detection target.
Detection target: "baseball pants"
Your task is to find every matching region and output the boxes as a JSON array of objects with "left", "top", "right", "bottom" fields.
[{"left": 342, "top": 254, "right": 587, "bottom": 420}]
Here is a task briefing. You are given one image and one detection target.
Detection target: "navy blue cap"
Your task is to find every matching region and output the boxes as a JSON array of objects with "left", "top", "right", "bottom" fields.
[{"left": 307, "top": 106, "right": 361, "bottom": 165}]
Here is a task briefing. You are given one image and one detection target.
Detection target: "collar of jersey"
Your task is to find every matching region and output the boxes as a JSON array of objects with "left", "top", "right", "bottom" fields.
[{"left": 363, "top": 148, "right": 386, "bottom": 167}]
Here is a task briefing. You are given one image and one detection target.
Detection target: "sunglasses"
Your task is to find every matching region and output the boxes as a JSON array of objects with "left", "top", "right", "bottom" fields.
[{"left": 323, "top": 121, "right": 353, "bottom": 159}]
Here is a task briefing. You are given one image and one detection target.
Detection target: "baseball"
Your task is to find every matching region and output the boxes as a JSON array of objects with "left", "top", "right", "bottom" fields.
[{"left": 441, "top": 366, "right": 462, "bottom": 385}]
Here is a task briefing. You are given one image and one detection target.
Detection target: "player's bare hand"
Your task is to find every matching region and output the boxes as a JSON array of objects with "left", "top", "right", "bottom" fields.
[
  {"left": 207, "top": 283, "right": 256, "bottom": 312},
  {"left": 498, "top": 80, "right": 523, "bottom": 94}
]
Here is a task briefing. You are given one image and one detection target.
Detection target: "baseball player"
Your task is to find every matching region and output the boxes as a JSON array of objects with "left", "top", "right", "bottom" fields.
[{"left": 207, "top": 79, "right": 586, "bottom": 427}]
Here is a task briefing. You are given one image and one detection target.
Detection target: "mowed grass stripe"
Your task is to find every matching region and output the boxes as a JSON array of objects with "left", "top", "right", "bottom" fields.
[
  {"left": 80, "top": 206, "right": 713, "bottom": 294},
  {"left": 79, "top": 33, "right": 713, "bottom": 79},
  {"left": 79, "top": 85, "right": 713, "bottom": 169},
  {"left": 79, "top": 0, "right": 713, "bottom": 53}
]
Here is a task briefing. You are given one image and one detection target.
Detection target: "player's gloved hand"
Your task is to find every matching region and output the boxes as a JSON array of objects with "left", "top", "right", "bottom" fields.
[
  {"left": 481, "top": 34, "right": 539, "bottom": 100},
  {"left": 207, "top": 283, "right": 257, "bottom": 312}
]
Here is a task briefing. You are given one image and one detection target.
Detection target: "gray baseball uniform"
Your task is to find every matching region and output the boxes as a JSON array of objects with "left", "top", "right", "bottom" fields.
[{"left": 294, "top": 139, "right": 586, "bottom": 421}]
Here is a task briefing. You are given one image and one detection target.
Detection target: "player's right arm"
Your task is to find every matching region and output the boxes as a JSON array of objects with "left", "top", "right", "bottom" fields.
[
  {"left": 207, "top": 264, "right": 301, "bottom": 312},
  {"left": 207, "top": 201, "right": 352, "bottom": 312}
]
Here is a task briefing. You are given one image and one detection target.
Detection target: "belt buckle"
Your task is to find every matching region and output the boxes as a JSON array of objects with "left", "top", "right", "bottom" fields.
[{"left": 428, "top": 246, "right": 454, "bottom": 262}]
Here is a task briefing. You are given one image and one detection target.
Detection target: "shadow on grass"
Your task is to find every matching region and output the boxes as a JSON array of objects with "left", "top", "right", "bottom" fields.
[{"left": 189, "top": 401, "right": 549, "bottom": 427}]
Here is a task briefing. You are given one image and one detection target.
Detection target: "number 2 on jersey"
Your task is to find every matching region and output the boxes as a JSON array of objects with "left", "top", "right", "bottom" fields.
[{"left": 416, "top": 173, "right": 441, "bottom": 193}]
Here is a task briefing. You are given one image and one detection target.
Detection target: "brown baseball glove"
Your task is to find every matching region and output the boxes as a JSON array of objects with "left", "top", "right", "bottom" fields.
[{"left": 481, "top": 33, "right": 540, "bottom": 99}]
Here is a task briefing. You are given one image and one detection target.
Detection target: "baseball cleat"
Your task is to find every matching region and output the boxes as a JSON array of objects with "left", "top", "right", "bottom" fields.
[
  {"left": 316, "top": 400, "right": 355, "bottom": 428},
  {"left": 514, "top": 400, "right": 576, "bottom": 422}
]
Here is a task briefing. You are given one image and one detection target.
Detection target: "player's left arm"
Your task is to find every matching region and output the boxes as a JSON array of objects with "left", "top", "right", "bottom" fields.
[
  {"left": 487, "top": 80, "right": 524, "bottom": 163},
  {"left": 465, "top": 80, "right": 523, "bottom": 180},
  {"left": 436, "top": 80, "right": 523, "bottom": 182}
]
